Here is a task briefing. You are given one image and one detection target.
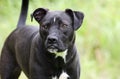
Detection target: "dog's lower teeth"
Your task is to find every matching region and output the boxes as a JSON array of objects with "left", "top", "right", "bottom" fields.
[{"left": 48, "top": 49, "right": 58, "bottom": 53}]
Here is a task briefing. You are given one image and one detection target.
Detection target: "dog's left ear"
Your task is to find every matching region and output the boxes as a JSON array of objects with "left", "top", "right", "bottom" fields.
[
  {"left": 31, "top": 8, "right": 49, "bottom": 23},
  {"left": 65, "top": 9, "right": 84, "bottom": 30}
]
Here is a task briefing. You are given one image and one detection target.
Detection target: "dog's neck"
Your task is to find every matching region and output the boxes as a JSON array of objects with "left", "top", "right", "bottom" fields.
[{"left": 49, "top": 49, "right": 68, "bottom": 63}]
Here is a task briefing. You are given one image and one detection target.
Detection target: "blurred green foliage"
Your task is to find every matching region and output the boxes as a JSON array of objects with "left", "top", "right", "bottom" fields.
[{"left": 0, "top": 0, "right": 120, "bottom": 79}]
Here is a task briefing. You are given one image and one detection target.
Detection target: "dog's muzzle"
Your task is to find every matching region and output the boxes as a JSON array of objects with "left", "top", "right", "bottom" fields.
[
  {"left": 46, "top": 35, "right": 59, "bottom": 53},
  {"left": 45, "top": 34, "right": 67, "bottom": 54}
]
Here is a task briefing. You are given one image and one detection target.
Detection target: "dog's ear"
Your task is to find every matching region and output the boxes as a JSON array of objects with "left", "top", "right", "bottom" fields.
[
  {"left": 31, "top": 8, "right": 49, "bottom": 23},
  {"left": 65, "top": 9, "right": 84, "bottom": 30}
]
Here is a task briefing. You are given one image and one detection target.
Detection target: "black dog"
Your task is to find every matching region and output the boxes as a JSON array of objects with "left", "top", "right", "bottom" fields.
[{"left": 0, "top": 0, "right": 84, "bottom": 79}]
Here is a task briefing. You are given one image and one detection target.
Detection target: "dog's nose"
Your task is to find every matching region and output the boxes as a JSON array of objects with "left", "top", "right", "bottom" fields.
[{"left": 47, "top": 36, "right": 58, "bottom": 44}]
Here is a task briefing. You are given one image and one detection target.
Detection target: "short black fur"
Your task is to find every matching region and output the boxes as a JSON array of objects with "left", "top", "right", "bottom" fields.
[{"left": 0, "top": 0, "right": 84, "bottom": 79}]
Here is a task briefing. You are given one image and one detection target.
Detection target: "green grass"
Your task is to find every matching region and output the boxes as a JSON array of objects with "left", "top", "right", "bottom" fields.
[{"left": 0, "top": 0, "right": 120, "bottom": 79}]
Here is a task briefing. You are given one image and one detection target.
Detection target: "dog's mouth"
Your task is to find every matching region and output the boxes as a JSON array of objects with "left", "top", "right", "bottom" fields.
[
  {"left": 45, "top": 37, "right": 67, "bottom": 53},
  {"left": 47, "top": 48, "right": 58, "bottom": 53},
  {"left": 46, "top": 45, "right": 66, "bottom": 53},
  {"left": 47, "top": 45, "right": 58, "bottom": 53}
]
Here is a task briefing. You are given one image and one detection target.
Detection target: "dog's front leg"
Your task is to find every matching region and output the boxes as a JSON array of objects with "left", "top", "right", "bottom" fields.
[
  {"left": 28, "top": 38, "right": 49, "bottom": 79},
  {"left": 29, "top": 52, "right": 49, "bottom": 79},
  {"left": 29, "top": 48, "right": 49, "bottom": 78},
  {"left": 29, "top": 64, "right": 47, "bottom": 79}
]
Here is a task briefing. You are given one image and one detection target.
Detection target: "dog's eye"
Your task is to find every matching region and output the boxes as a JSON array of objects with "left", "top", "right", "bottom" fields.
[
  {"left": 41, "top": 24, "right": 49, "bottom": 30},
  {"left": 60, "top": 24, "right": 68, "bottom": 29},
  {"left": 43, "top": 25, "right": 48, "bottom": 29}
]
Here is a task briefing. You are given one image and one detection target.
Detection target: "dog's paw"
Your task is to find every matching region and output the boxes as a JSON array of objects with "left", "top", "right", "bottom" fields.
[{"left": 59, "top": 71, "right": 70, "bottom": 79}]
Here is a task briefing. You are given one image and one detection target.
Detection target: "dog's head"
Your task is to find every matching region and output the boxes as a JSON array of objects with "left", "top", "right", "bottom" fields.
[{"left": 32, "top": 8, "right": 84, "bottom": 53}]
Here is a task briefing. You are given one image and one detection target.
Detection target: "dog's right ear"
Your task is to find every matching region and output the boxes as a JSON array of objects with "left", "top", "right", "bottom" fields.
[{"left": 31, "top": 8, "right": 49, "bottom": 23}]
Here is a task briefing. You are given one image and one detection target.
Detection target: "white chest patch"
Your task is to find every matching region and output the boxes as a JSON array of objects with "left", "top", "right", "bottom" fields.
[
  {"left": 52, "top": 76, "right": 57, "bottom": 79},
  {"left": 55, "top": 50, "right": 68, "bottom": 63},
  {"left": 59, "top": 71, "right": 69, "bottom": 79},
  {"left": 53, "top": 50, "right": 68, "bottom": 63},
  {"left": 52, "top": 71, "right": 69, "bottom": 79},
  {"left": 48, "top": 49, "right": 68, "bottom": 63}
]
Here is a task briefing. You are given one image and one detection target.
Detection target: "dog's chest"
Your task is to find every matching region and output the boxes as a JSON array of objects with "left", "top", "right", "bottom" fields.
[
  {"left": 50, "top": 57, "right": 69, "bottom": 79},
  {"left": 52, "top": 71, "right": 69, "bottom": 79}
]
